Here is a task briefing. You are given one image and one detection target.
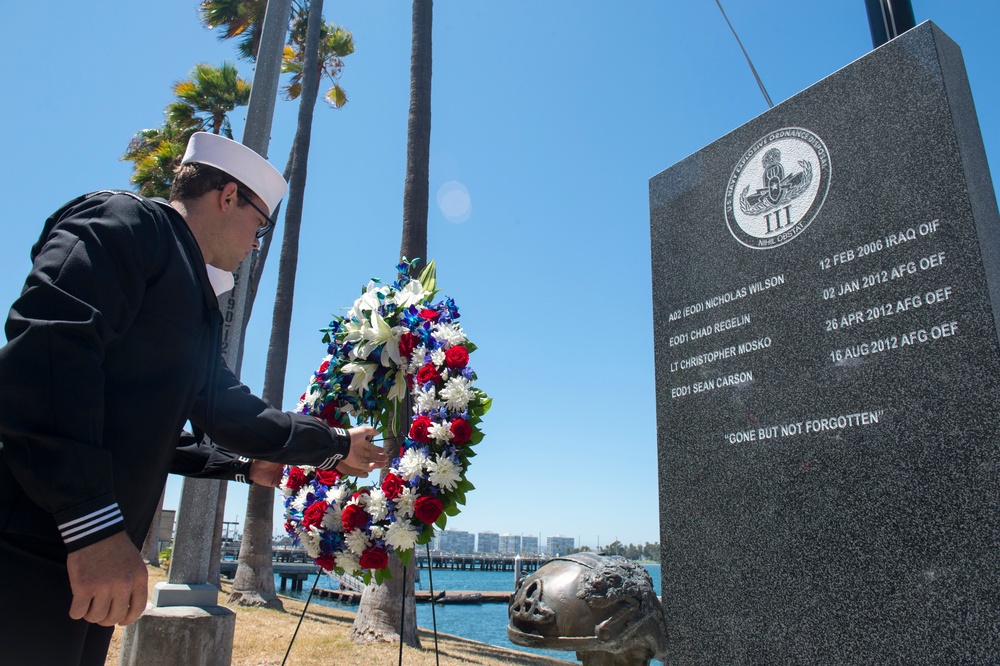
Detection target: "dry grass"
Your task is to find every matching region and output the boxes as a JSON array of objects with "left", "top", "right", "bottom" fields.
[{"left": 106, "top": 565, "right": 573, "bottom": 665}]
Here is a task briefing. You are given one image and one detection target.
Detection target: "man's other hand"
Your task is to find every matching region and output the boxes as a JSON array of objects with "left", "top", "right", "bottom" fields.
[
  {"left": 249, "top": 460, "right": 285, "bottom": 487},
  {"left": 337, "top": 426, "right": 387, "bottom": 477},
  {"left": 66, "top": 531, "right": 148, "bottom": 626}
]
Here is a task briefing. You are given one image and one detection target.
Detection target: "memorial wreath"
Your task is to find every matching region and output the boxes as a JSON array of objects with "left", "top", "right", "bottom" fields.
[{"left": 280, "top": 259, "right": 490, "bottom": 584}]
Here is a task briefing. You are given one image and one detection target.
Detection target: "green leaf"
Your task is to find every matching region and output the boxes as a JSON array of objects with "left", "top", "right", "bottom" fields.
[
  {"left": 444, "top": 503, "right": 461, "bottom": 517},
  {"left": 435, "top": 512, "right": 449, "bottom": 529},
  {"left": 464, "top": 341, "right": 478, "bottom": 353},
  {"left": 398, "top": 548, "right": 413, "bottom": 566}
]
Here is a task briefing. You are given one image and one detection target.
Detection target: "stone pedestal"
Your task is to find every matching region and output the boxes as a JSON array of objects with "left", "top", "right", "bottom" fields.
[
  {"left": 119, "top": 605, "right": 235, "bottom": 666},
  {"left": 120, "top": 478, "right": 236, "bottom": 665}
]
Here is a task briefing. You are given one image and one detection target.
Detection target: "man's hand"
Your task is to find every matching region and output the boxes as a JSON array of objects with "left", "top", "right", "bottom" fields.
[
  {"left": 337, "top": 426, "right": 387, "bottom": 477},
  {"left": 66, "top": 531, "right": 148, "bottom": 627},
  {"left": 249, "top": 460, "right": 285, "bottom": 487}
]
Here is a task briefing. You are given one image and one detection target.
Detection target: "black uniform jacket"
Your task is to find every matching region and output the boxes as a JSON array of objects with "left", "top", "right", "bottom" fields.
[{"left": 0, "top": 191, "right": 347, "bottom": 553}]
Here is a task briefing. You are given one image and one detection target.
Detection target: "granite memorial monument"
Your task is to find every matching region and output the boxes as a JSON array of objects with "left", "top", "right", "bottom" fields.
[{"left": 650, "top": 21, "right": 998, "bottom": 664}]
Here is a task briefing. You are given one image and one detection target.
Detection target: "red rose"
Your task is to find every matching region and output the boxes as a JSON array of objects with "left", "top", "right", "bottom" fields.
[
  {"left": 317, "top": 360, "right": 331, "bottom": 375},
  {"left": 414, "top": 495, "right": 444, "bottom": 525},
  {"left": 341, "top": 504, "right": 367, "bottom": 532},
  {"left": 418, "top": 309, "right": 440, "bottom": 322},
  {"left": 450, "top": 418, "right": 472, "bottom": 445},
  {"left": 444, "top": 345, "right": 469, "bottom": 370},
  {"left": 285, "top": 467, "right": 308, "bottom": 492},
  {"left": 315, "top": 553, "right": 337, "bottom": 571},
  {"left": 320, "top": 401, "right": 349, "bottom": 427},
  {"left": 382, "top": 473, "right": 405, "bottom": 501},
  {"left": 359, "top": 546, "right": 389, "bottom": 570},
  {"left": 314, "top": 469, "right": 342, "bottom": 486},
  {"left": 416, "top": 363, "right": 441, "bottom": 386},
  {"left": 303, "top": 500, "right": 328, "bottom": 529},
  {"left": 398, "top": 332, "right": 420, "bottom": 359},
  {"left": 409, "top": 415, "right": 433, "bottom": 443},
  {"left": 284, "top": 520, "right": 296, "bottom": 535}
]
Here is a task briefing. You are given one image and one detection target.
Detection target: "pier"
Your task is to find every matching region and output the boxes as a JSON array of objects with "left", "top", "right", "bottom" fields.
[{"left": 219, "top": 548, "right": 545, "bottom": 597}]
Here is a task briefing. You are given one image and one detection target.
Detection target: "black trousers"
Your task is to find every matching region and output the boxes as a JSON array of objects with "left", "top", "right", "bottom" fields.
[{"left": 0, "top": 533, "right": 115, "bottom": 666}]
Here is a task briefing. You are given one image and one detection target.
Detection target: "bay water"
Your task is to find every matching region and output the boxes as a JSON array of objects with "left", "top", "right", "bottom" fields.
[{"left": 276, "top": 562, "right": 662, "bottom": 663}]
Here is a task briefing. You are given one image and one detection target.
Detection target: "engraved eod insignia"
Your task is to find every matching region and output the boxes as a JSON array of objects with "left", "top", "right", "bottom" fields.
[{"left": 724, "top": 127, "right": 831, "bottom": 249}]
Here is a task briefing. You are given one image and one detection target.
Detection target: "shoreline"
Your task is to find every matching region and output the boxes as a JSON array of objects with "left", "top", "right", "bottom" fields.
[{"left": 105, "top": 565, "right": 574, "bottom": 665}]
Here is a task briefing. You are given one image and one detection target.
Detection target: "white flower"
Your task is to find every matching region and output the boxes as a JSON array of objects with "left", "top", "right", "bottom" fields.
[
  {"left": 407, "top": 345, "right": 428, "bottom": 373},
  {"left": 399, "top": 448, "right": 429, "bottom": 481},
  {"left": 291, "top": 487, "right": 311, "bottom": 512},
  {"left": 439, "top": 376, "right": 475, "bottom": 412},
  {"left": 385, "top": 520, "right": 420, "bottom": 551},
  {"left": 301, "top": 531, "right": 321, "bottom": 559},
  {"left": 345, "top": 528, "right": 371, "bottom": 556},
  {"left": 413, "top": 385, "right": 442, "bottom": 413},
  {"left": 428, "top": 421, "right": 454, "bottom": 443},
  {"left": 322, "top": 505, "right": 342, "bottom": 531},
  {"left": 336, "top": 551, "right": 361, "bottom": 575},
  {"left": 366, "top": 488, "right": 389, "bottom": 521},
  {"left": 431, "top": 322, "right": 466, "bottom": 347},
  {"left": 370, "top": 525, "right": 387, "bottom": 541},
  {"left": 342, "top": 361, "right": 378, "bottom": 393},
  {"left": 427, "top": 454, "right": 463, "bottom": 491},
  {"left": 347, "top": 281, "right": 390, "bottom": 320},
  {"left": 327, "top": 484, "right": 351, "bottom": 505},
  {"left": 394, "top": 487, "right": 417, "bottom": 519},
  {"left": 393, "top": 279, "right": 428, "bottom": 309},
  {"left": 353, "top": 310, "right": 401, "bottom": 367},
  {"left": 430, "top": 348, "right": 446, "bottom": 367},
  {"left": 386, "top": 369, "right": 408, "bottom": 404}
]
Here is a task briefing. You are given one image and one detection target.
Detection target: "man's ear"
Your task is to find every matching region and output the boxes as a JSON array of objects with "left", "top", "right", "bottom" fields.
[{"left": 217, "top": 182, "right": 239, "bottom": 213}]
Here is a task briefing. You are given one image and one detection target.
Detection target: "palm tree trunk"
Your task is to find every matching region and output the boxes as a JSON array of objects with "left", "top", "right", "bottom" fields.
[
  {"left": 348, "top": 556, "right": 419, "bottom": 645},
  {"left": 352, "top": 0, "right": 432, "bottom": 647},
  {"left": 229, "top": 0, "right": 326, "bottom": 609},
  {"left": 399, "top": 0, "right": 433, "bottom": 280}
]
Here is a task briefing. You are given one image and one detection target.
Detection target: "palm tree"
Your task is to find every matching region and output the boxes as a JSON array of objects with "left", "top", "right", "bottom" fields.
[
  {"left": 200, "top": 0, "right": 271, "bottom": 61},
  {"left": 122, "top": 62, "right": 250, "bottom": 197},
  {"left": 282, "top": 7, "right": 352, "bottom": 108},
  {"left": 169, "top": 61, "right": 252, "bottom": 138},
  {"left": 122, "top": 122, "right": 193, "bottom": 198},
  {"left": 122, "top": 62, "right": 250, "bottom": 195},
  {"left": 227, "top": 0, "right": 354, "bottom": 608},
  {"left": 350, "top": 0, "right": 432, "bottom": 647}
]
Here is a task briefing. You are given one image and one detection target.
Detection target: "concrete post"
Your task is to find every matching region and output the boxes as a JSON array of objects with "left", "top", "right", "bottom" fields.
[{"left": 120, "top": 1, "right": 292, "bottom": 663}]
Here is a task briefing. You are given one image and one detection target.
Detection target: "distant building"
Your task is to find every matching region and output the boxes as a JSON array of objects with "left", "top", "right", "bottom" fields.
[
  {"left": 521, "top": 535, "right": 539, "bottom": 555},
  {"left": 157, "top": 509, "right": 175, "bottom": 553},
  {"left": 437, "top": 529, "right": 475, "bottom": 553},
  {"left": 499, "top": 534, "right": 521, "bottom": 554},
  {"left": 546, "top": 535, "right": 574, "bottom": 557},
  {"left": 477, "top": 531, "right": 499, "bottom": 553}
]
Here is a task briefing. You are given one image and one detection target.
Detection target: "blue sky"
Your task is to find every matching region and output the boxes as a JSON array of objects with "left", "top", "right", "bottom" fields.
[{"left": 1, "top": 1, "right": 997, "bottom": 549}]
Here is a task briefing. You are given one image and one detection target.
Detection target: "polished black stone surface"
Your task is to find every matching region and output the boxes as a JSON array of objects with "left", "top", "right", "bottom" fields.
[{"left": 650, "top": 22, "right": 999, "bottom": 664}]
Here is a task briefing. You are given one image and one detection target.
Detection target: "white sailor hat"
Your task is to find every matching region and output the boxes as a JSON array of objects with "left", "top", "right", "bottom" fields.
[{"left": 181, "top": 132, "right": 287, "bottom": 215}]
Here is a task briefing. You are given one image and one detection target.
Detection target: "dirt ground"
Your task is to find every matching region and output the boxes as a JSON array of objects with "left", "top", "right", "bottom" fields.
[{"left": 105, "top": 565, "right": 574, "bottom": 665}]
